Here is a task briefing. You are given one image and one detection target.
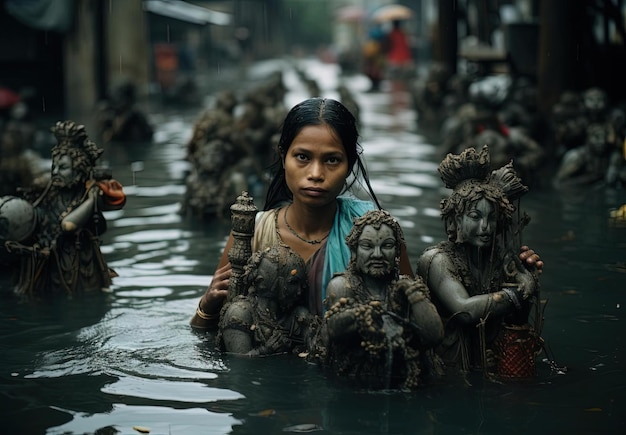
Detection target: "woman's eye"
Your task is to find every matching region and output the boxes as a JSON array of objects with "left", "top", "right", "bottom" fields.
[
  {"left": 295, "top": 153, "right": 309, "bottom": 162},
  {"left": 326, "top": 156, "right": 342, "bottom": 165}
]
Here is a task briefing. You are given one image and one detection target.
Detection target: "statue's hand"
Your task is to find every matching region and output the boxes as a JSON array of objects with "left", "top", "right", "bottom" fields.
[
  {"left": 515, "top": 268, "right": 537, "bottom": 300},
  {"left": 264, "top": 330, "right": 290, "bottom": 354},
  {"left": 505, "top": 252, "right": 538, "bottom": 301}
]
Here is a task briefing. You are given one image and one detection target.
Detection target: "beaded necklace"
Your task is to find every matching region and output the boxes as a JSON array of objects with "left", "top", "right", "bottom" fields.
[{"left": 283, "top": 203, "right": 330, "bottom": 245}]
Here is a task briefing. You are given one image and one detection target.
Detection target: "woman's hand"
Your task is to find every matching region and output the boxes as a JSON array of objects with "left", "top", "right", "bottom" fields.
[
  {"left": 519, "top": 245, "right": 544, "bottom": 274},
  {"left": 200, "top": 262, "right": 231, "bottom": 315}
]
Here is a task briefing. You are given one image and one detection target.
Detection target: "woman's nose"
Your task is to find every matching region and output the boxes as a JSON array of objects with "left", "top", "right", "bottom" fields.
[{"left": 308, "top": 161, "right": 324, "bottom": 180}]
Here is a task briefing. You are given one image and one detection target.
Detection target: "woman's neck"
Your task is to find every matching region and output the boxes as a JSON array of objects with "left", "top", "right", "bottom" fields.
[{"left": 288, "top": 200, "right": 337, "bottom": 233}]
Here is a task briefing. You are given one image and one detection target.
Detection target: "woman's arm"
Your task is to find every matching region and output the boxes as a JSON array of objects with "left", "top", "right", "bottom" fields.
[{"left": 190, "top": 233, "right": 234, "bottom": 330}]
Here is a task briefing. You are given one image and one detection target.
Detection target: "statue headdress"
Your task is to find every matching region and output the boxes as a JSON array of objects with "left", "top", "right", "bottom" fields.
[{"left": 50, "top": 120, "right": 103, "bottom": 178}]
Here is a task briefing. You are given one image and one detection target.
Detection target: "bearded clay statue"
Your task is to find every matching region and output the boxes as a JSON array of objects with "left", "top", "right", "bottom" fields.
[
  {"left": 1, "top": 120, "right": 126, "bottom": 296},
  {"left": 309, "top": 209, "right": 444, "bottom": 390}
]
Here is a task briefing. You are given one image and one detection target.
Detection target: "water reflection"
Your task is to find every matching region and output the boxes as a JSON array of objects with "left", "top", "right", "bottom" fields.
[{"left": 1, "top": 59, "right": 625, "bottom": 434}]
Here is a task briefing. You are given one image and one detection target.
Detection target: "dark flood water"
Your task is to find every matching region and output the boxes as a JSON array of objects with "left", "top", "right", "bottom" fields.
[{"left": 1, "top": 60, "right": 625, "bottom": 434}]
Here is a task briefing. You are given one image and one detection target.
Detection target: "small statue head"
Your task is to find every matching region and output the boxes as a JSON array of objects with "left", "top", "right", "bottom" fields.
[
  {"left": 244, "top": 244, "right": 307, "bottom": 312},
  {"left": 345, "top": 209, "right": 404, "bottom": 279},
  {"left": 583, "top": 87, "right": 608, "bottom": 116},
  {"left": 50, "top": 121, "right": 103, "bottom": 188}
]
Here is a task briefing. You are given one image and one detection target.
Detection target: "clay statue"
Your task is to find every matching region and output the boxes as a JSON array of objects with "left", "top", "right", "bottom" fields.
[
  {"left": 217, "top": 244, "right": 319, "bottom": 356},
  {"left": 309, "top": 209, "right": 444, "bottom": 389},
  {"left": 416, "top": 145, "right": 543, "bottom": 381},
  {"left": 555, "top": 122, "right": 615, "bottom": 188},
  {"left": 1, "top": 120, "right": 126, "bottom": 296},
  {"left": 94, "top": 80, "right": 153, "bottom": 144}
]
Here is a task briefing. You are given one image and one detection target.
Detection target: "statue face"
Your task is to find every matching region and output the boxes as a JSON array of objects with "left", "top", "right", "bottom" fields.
[
  {"left": 254, "top": 257, "right": 306, "bottom": 312},
  {"left": 355, "top": 223, "right": 396, "bottom": 278},
  {"left": 584, "top": 89, "right": 607, "bottom": 113},
  {"left": 253, "top": 257, "right": 279, "bottom": 298},
  {"left": 456, "top": 198, "right": 496, "bottom": 247},
  {"left": 51, "top": 154, "right": 74, "bottom": 187}
]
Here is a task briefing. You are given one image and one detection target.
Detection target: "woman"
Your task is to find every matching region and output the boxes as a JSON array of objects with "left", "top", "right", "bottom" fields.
[
  {"left": 191, "top": 99, "right": 541, "bottom": 330},
  {"left": 416, "top": 146, "right": 543, "bottom": 378},
  {"left": 191, "top": 97, "right": 413, "bottom": 329}
]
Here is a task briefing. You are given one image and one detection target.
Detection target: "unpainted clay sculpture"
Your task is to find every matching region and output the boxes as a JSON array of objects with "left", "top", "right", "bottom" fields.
[{"left": 309, "top": 209, "right": 444, "bottom": 389}]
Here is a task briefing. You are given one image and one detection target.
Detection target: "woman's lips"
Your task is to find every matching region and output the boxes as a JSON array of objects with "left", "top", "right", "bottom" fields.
[{"left": 302, "top": 187, "right": 326, "bottom": 197}]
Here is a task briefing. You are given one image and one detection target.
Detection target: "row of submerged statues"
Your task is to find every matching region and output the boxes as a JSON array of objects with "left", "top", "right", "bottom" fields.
[
  {"left": 0, "top": 120, "right": 126, "bottom": 296},
  {"left": 0, "top": 119, "right": 548, "bottom": 389},
  {"left": 413, "top": 64, "right": 626, "bottom": 190},
  {"left": 211, "top": 145, "right": 547, "bottom": 390},
  {"left": 182, "top": 71, "right": 287, "bottom": 219}
]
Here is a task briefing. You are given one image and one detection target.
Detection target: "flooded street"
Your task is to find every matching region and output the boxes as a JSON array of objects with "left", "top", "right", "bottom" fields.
[{"left": 1, "top": 58, "right": 625, "bottom": 434}]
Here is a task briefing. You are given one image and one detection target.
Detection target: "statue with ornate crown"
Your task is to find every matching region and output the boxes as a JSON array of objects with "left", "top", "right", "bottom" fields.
[
  {"left": 0, "top": 120, "right": 126, "bottom": 296},
  {"left": 416, "top": 145, "right": 545, "bottom": 381}
]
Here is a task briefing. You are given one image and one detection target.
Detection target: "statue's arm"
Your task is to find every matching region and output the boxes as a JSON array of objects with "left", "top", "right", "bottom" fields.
[
  {"left": 60, "top": 190, "right": 97, "bottom": 233},
  {"left": 60, "top": 179, "right": 127, "bottom": 232},
  {"left": 426, "top": 253, "right": 515, "bottom": 323},
  {"left": 555, "top": 148, "right": 585, "bottom": 182},
  {"left": 324, "top": 277, "right": 359, "bottom": 340},
  {"left": 406, "top": 289, "right": 444, "bottom": 347}
]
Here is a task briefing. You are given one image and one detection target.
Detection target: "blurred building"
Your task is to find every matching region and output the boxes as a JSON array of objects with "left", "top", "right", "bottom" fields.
[{"left": 0, "top": 0, "right": 235, "bottom": 129}]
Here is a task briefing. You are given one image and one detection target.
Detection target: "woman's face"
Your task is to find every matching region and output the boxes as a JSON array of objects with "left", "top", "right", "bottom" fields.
[
  {"left": 456, "top": 198, "right": 496, "bottom": 247},
  {"left": 283, "top": 125, "right": 349, "bottom": 208},
  {"left": 51, "top": 154, "right": 74, "bottom": 187}
]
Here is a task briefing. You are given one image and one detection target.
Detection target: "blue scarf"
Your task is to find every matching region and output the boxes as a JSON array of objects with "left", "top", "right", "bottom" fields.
[{"left": 322, "top": 197, "right": 375, "bottom": 303}]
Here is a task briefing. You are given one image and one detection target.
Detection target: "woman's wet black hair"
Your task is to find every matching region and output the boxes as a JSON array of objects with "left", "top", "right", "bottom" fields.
[{"left": 264, "top": 97, "right": 381, "bottom": 210}]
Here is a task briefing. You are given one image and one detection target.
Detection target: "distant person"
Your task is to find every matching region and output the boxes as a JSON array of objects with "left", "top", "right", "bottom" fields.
[
  {"left": 362, "top": 25, "right": 386, "bottom": 91},
  {"left": 386, "top": 20, "right": 414, "bottom": 84}
]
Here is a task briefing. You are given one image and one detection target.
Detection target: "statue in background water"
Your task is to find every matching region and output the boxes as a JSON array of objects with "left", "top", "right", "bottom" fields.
[{"left": 1, "top": 120, "right": 126, "bottom": 296}]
